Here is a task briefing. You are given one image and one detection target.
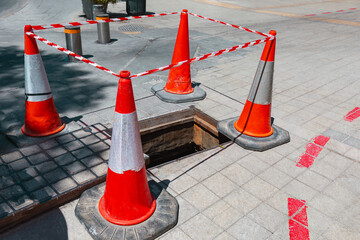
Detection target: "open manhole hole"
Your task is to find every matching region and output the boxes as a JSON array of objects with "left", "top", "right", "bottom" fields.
[
  {"left": 118, "top": 24, "right": 147, "bottom": 34},
  {"left": 104, "top": 107, "right": 228, "bottom": 167},
  {"left": 137, "top": 107, "right": 228, "bottom": 168}
]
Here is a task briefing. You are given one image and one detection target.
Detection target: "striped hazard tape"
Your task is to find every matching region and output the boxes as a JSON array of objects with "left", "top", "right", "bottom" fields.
[
  {"left": 189, "top": 13, "right": 271, "bottom": 37},
  {"left": 26, "top": 32, "right": 120, "bottom": 77},
  {"left": 130, "top": 36, "right": 273, "bottom": 78},
  {"left": 31, "top": 11, "right": 270, "bottom": 38},
  {"left": 27, "top": 31, "right": 273, "bottom": 79},
  {"left": 27, "top": 12, "right": 274, "bottom": 79},
  {"left": 31, "top": 12, "right": 180, "bottom": 30}
]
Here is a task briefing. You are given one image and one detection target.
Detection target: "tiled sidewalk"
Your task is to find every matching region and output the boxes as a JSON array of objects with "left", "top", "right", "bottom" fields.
[
  {"left": 0, "top": 124, "right": 111, "bottom": 222},
  {"left": 1, "top": 0, "right": 360, "bottom": 239},
  {"left": 151, "top": 136, "right": 360, "bottom": 239}
]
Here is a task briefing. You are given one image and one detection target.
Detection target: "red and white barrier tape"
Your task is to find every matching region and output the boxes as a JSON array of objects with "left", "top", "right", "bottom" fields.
[
  {"left": 305, "top": 7, "right": 357, "bottom": 17},
  {"left": 27, "top": 31, "right": 273, "bottom": 79},
  {"left": 31, "top": 11, "right": 270, "bottom": 38},
  {"left": 27, "top": 11, "right": 274, "bottom": 79},
  {"left": 26, "top": 32, "right": 121, "bottom": 77},
  {"left": 130, "top": 36, "right": 273, "bottom": 78},
  {"left": 31, "top": 12, "right": 180, "bottom": 30},
  {"left": 189, "top": 13, "right": 271, "bottom": 37}
]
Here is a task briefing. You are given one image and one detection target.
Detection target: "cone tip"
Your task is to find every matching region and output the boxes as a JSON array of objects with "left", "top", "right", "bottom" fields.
[
  {"left": 24, "top": 25, "right": 39, "bottom": 55},
  {"left": 115, "top": 70, "right": 135, "bottom": 114},
  {"left": 182, "top": 9, "right": 188, "bottom": 13},
  {"left": 260, "top": 30, "right": 276, "bottom": 62},
  {"left": 269, "top": 30, "right": 276, "bottom": 36},
  {"left": 24, "top": 25, "right": 32, "bottom": 32},
  {"left": 120, "top": 71, "right": 131, "bottom": 78}
]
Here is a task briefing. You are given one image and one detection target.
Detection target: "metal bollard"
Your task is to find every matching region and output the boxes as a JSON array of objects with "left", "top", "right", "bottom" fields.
[
  {"left": 92, "top": 4, "right": 105, "bottom": 20},
  {"left": 96, "top": 14, "right": 111, "bottom": 44},
  {"left": 64, "top": 26, "right": 83, "bottom": 62}
]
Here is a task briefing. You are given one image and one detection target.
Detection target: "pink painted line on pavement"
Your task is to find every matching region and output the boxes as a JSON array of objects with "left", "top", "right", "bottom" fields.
[
  {"left": 305, "top": 8, "right": 357, "bottom": 17},
  {"left": 296, "top": 135, "right": 330, "bottom": 168},
  {"left": 288, "top": 198, "right": 306, "bottom": 216},
  {"left": 313, "top": 135, "right": 330, "bottom": 147},
  {"left": 288, "top": 198, "right": 310, "bottom": 240},
  {"left": 289, "top": 220, "right": 310, "bottom": 240},
  {"left": 296, "top": 154, "right": 315, "bottom": 168},
  {"left": 305, "top": 143, "right": 323, "bottom": 157},
  {"left": 344, "top": 107, "right": 360, "bottom": 117},
  {"left": 344, "top": 107, "right": 360, "bottom": 122},
  {"left": 293, "top": 206, "right": 309, "bottom": 226}
]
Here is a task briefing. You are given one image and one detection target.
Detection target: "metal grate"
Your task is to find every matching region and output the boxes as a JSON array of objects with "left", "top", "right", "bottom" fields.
[{"left": 118, "top": 24, "right": 146, "bottom": 32}]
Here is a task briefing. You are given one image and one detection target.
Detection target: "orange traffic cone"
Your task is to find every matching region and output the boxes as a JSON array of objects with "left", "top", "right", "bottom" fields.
[
  {"left": 234, "top": 30, "right": 277, "bottom": 137},
  {"left": 151, "top": 9, "right": 206, "bottom": 103},
  {"left": 164, "top": 9, "right": 192, "bottom": 94},
  {"left": 99, "top": 71, "right": 156, "bottom": 225},
  {"left": 22, "top": 25, "right": 65, "bottom": 137},
  {"left": 217, "top": 30, "right": 290, "bottom": 151},
  {"left": 75, "top": 72, "right": 179, "bottom": 235}
]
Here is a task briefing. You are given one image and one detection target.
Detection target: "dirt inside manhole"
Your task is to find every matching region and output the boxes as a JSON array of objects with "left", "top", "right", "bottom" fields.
[{"left": 138, "top": 107, "right": 228, "bottom": 168}]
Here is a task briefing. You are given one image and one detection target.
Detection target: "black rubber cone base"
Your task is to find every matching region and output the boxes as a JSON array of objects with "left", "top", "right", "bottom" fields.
[
  {"left": 151, "top": 82, "right": 206, "bottom": 103},
  {"left": 217, "top": 118, "right": 290, "bottom": 152},
  {"left": 75, "top": 181, "right": 179, "bottom": 240},
  {"left": 6, "top": 119, "right": 81, "bottom": 148}
]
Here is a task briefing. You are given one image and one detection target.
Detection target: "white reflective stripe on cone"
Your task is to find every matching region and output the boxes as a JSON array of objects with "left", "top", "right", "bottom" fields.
[
  {"left": 108, "top": 111, "right": 144, "bottom": 174},
  {"left": 247, "top": 61, "right": 274, "bottom": 105},
  {"left": 25, "top": 54, "right": 52, "bottom": 102}
]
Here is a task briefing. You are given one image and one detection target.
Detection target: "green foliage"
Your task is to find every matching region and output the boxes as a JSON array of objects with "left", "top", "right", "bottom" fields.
[{"left": 94, "top": 0, "right": 117, "bottom": 4}]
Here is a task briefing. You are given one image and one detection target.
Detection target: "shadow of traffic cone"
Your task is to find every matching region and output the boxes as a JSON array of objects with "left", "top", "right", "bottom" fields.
[
  {"left": 22, "top": 25, "right": 65, "bottom": 137},
  {"left": 151, "top": 9, "right": 206, "bottom": 103},
  {"left": 217, "top": 30, "right": 290, "bottom": 151},
  {"left": 99, "top": 71, "right": 156, "bottom": 225}
]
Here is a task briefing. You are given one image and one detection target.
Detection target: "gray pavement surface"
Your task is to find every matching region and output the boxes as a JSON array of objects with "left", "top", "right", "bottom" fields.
[
  {"left": 0, "top": 0, "right": 27, "bottom": 16},
  {"left": 1, "top": 0, "right": 360, "bottom": 239}
]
